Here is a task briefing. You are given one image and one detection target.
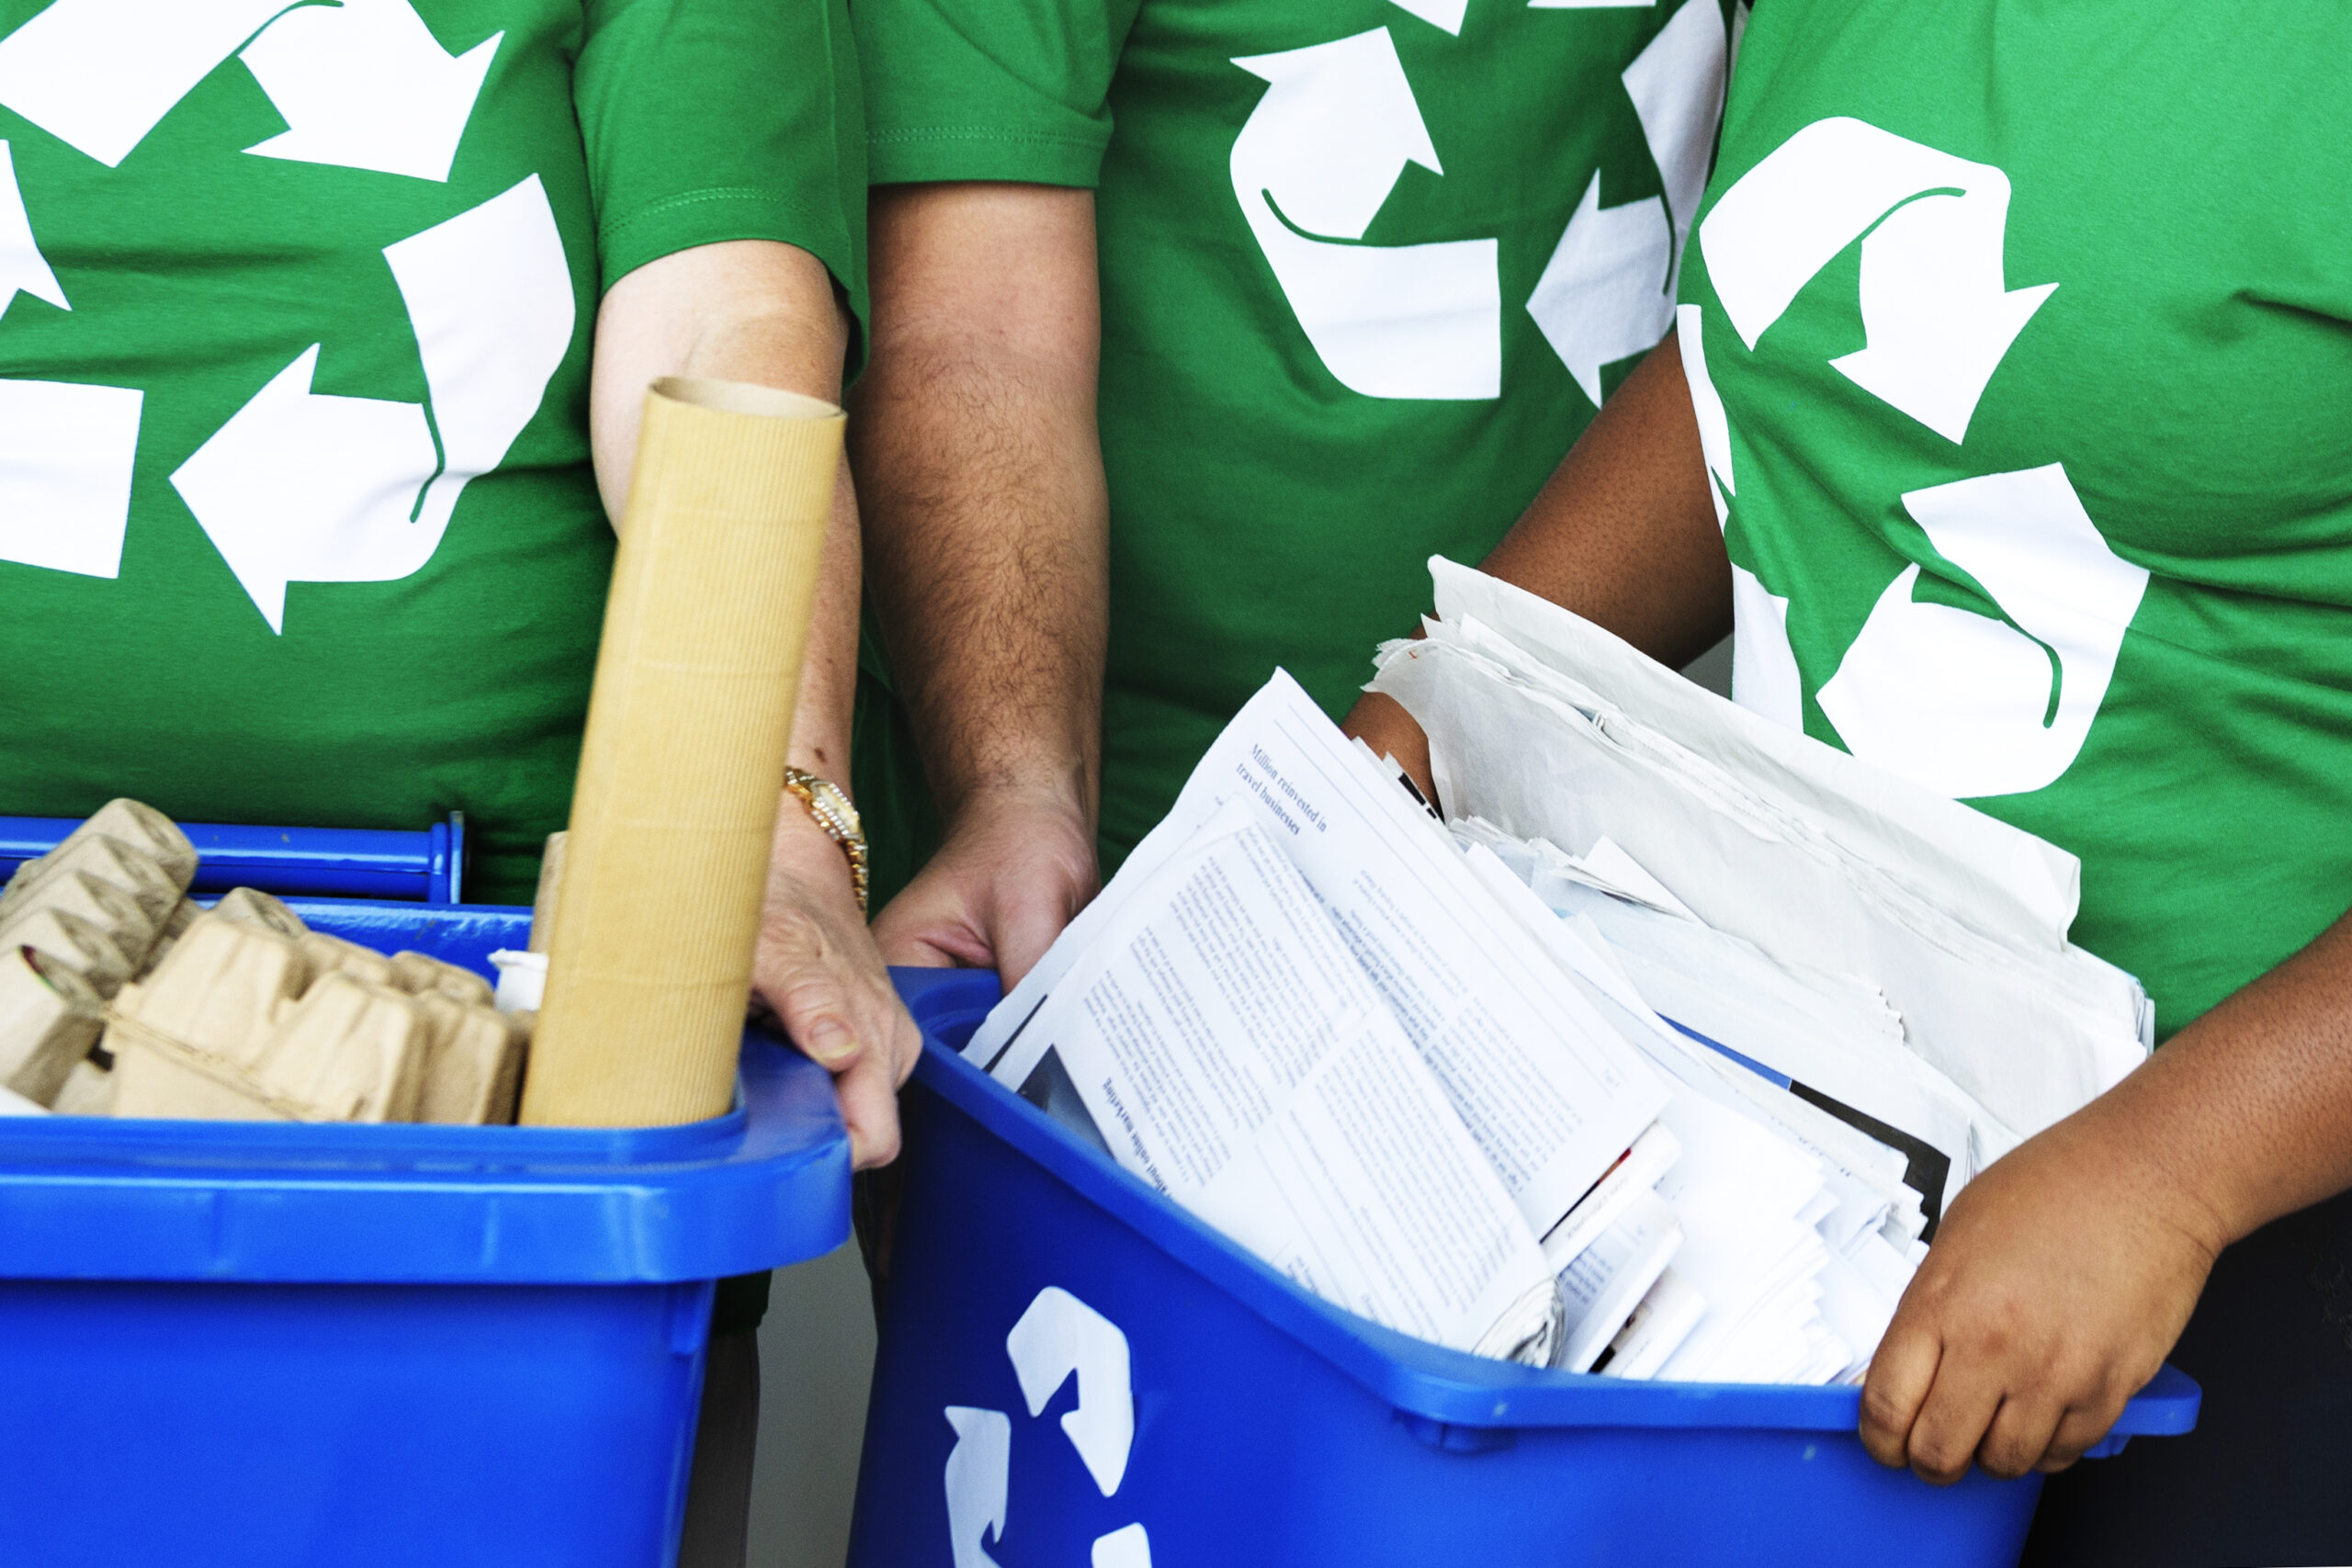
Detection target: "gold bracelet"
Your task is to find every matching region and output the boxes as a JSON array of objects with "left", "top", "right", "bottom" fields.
[{"left": 782, "top": 767, "right": 870, "bottom": 918}]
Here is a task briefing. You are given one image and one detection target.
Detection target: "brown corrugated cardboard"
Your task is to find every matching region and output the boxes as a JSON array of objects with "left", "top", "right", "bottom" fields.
[
  {"left": 528, "top": 830, "right": 566, "bottom": 954},
  {"left": 521, "top": 378, "right": 842, "bottom": 1128}
]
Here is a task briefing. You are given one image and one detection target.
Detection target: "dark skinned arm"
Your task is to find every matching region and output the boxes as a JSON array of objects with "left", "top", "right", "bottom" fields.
[
  {"left": 1341, "top": 333, "right": 1730, "bottom": 797},
  {"left": 1340, "top": 330, "right": 2352, "bottom": 1482}
]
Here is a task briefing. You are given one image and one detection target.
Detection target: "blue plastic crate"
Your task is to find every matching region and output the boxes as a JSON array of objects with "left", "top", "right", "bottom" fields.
[
  {"left": 0, "top": 890, "right": 850, "bottom": 1568},
  {"left": 0, "top": 813, "right": 468, "bottom": 902},
  {"left": 850, "top": 967, "right": 2198, "bottom": 1568}
]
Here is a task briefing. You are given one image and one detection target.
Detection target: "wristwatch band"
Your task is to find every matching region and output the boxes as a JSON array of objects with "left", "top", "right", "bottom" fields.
[{"left": 782, "top": 767, "right": 870, "bottom": 918}]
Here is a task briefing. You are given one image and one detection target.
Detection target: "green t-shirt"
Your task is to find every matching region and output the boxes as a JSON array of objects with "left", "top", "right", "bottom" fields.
[
  {"left": 856, "top": 0, "right": 1736, "bottom": 866},
  {"left": 0, "top": 0, "right": 865, "bottom": 903},
  {"left": 1679, "top": 0, "right": 2352, "bottom": 1031}
]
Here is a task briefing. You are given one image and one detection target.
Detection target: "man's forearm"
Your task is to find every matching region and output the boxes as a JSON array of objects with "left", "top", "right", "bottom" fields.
[{"left": 850, "top": 183, "right": 1108, "bottom": 830}]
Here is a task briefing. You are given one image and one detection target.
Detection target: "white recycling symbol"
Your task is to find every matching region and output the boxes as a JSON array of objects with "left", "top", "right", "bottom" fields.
[
  {"left": 1685, "top": 115, "right": 2151, "bottom": 800},
  {"left": 0, "top": 0, "right": 570, "bottom": 633},
  {"left": 1227, "top": 0, "right": 1727, "bottom": 404},
  {"left": 944, "top": 1287, "right": 1149, "bottom": 1568}
]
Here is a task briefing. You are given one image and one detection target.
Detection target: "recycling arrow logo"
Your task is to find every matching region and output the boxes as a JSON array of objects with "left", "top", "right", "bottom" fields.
[
  {"left": 0, "top": 0, "right": 570, "bottom": 633},
  {"left": 1686, "top": 116, "right": 2150, "bottom": 800},
  {"left": 1228, "top": 0, "right": 1728, "bottom": 404},
  {"left": 944, "top": 1287, "right": 1150, "bottom": 1568}
]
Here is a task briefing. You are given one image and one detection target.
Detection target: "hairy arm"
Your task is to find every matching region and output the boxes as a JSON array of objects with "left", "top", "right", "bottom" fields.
[
  {"left": 851, "top": 182, "right": 1109, "bottom": 986},
  {"left": 1341, "top": 333, "right": 1732, "bottom": 794},
  {"left": 592, "top": 239, "right": 921, "bottom": 1168}
]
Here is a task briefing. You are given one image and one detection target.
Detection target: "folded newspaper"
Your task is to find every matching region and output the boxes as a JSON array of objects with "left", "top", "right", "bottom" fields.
[{"left": 963, "top": 559, "right": 2149, "bottom": 1382}]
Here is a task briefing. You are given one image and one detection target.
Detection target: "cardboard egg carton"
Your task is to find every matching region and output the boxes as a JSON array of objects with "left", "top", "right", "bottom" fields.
[
  {"left": 0, "top": 945, "right": 106, "bottom": 1105},
  {"left": 3, "top": 802, "right": 527, "bottom": 1123},
  {"left": 107, "top": 911, "right": 526, "bottom": 1127},
  {"left": 49, "top": 1056, "right": 117, "bottom": 1117},
  {"left": 210, "top": 886, "right": 302, "bottom": 938},
  {"left": 0, "top": 800, "right": 197, "bottom": 1005}
]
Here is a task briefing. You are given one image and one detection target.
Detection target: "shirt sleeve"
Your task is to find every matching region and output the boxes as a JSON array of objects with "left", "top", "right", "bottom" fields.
[
  {"left": 574, "top": 0, "right": 867, "bottom": 343},
  {"left": 854, "top": 0, "right": 1142, "bottom": 188}
]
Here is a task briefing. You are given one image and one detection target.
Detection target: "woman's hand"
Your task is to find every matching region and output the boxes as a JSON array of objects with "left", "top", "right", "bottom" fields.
[
  {"left": 752, "top": 790, "right": 924, "bottom": 1169},
  {"left": 1864, "top": 903, "right": 2352, "bottom": 1481},
  {"left": 1861, "top": 1102, "right": 2222, "bottom": 1482}
]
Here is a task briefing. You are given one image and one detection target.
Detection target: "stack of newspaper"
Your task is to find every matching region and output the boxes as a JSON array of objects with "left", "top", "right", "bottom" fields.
[{"left": 961, "top": 560, "right": 2150, "bottom": 1383}]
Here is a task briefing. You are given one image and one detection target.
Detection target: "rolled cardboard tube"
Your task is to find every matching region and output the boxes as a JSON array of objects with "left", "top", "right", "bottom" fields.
[
  {"left": 519, "top": 377, "right": 842, "bottom": 1128},
  {"left": 528, "top": 831, "right": 566, "bottom": 954}
]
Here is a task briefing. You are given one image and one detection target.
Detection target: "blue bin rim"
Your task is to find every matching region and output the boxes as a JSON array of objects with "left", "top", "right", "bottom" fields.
[
  {"left": 895, "top": 965, "right": 2200, "bottom": 1440},
  {"left": 0, "top": 905, "right": 851, "bottom": 1287}
]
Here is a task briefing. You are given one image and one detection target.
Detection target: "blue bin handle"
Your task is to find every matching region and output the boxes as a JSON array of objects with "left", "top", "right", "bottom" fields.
[{"left": 0, "top": 813, "right": 467, "bottom": 904}]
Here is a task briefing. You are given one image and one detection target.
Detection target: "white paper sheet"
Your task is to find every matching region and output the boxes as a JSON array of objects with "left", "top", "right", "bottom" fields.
[
  {"left": 980, "top": 671, "right": 1669, "bottom": 1236},
  {"left": 1601, "top": 1268, "right": 1707, "bottom": 1380},
  {"left": 1555, "top": 1188, "right": 1682, "bottom": 1373},
  {"left": 1009, "top": 802, "right": 1555, "bottom": 1357},
  {"left": 1371, "top": 567, "right": 2152, "bottom": 1138}
]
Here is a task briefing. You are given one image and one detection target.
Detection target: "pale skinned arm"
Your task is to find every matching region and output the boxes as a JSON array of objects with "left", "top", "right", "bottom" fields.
[
  {"left": 849, "top": 182, "right": 1109, "bottom": 987},
  {"left": 1339, "top": 332, "right": 2352, "bottom": 1481},
  {"left": 591, "top": 238, "right": 922, "bottom": 1169}
]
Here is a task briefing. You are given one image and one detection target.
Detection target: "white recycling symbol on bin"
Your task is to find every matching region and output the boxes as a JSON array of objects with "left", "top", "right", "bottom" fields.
[
  {"left": 0, "top": 0, "right": 571, "bottom": 633},
  {"left": 1227, "top": 0, "right": 1729, "bottom": 404},
  {"left": 944, "top": 1287, "right": 1150, "bottom": 1568},
  {"left": 1682, "top": 115, "right": 2151, "bottom": 801}
]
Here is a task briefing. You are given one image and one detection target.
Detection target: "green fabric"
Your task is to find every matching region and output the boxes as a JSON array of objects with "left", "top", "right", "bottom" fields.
[
  {"left": 857, "top": 0, "right": 1733, "bottom": 868},
  {"left": 1679, "top": 0, "right": 2352, "bottom": 1032},
  {"left": 0, "top": 0, "right": 865, "bottom": 905}
]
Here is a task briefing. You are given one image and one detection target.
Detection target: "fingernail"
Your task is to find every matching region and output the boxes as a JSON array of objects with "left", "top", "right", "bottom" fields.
[{"left": 804, "top": 1022, "right": 860, "bottom": 1066}]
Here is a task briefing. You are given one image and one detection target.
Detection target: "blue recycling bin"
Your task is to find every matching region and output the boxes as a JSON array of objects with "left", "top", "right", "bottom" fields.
[
  {"left": 849, "top": 966, "right": 2198, "bottom": 1568},
  {"left": 0, "top": 824, "right": 851, "bottom": 1568}
]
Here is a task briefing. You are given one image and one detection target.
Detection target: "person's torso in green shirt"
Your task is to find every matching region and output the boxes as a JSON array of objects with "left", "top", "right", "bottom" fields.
[
  {"left": 1679, "top": 0, "right": 2352, "bottom": 1031},
  {"left": 0, "top": 0, "right": 864, "bottom": 902},
  {"left": 859, "top": 0, "right": 1736, "bottom": 868}
]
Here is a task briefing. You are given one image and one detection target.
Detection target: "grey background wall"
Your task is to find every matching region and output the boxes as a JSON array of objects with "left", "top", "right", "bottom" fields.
[
  {"left": 741, "top": 635, "right": 1737, "bottom": 1568},
  {"left": 749, "top": 1244, "right": 876, "bottom": 1568}
]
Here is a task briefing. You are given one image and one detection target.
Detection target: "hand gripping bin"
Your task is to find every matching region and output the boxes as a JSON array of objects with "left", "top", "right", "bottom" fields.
[
  {"left": 0, "top": 821, "right": 851, "bottom": 1568},
  {"left": 850, "top": 968, "right": 2199, "bottom": 1568}
]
